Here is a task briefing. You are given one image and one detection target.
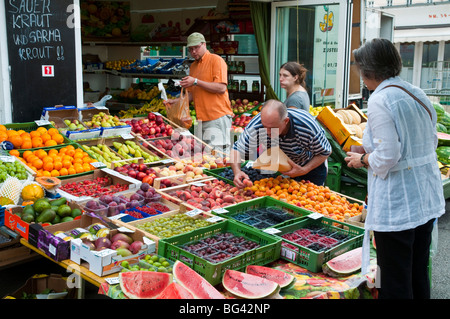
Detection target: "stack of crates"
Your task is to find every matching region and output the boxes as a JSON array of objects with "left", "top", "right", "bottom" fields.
[{"left": 325, "top": 160, "right": 342, "bottom": 192}]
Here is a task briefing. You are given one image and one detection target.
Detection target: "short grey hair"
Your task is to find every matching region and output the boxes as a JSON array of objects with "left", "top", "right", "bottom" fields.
[{"left": 261, "top": 99, "right": 287, "bottom": 122}]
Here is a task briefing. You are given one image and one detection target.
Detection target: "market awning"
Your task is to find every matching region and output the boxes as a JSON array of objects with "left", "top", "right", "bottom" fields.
[{"left": 394, "top": 27, "right": 450, "bottom": 43}]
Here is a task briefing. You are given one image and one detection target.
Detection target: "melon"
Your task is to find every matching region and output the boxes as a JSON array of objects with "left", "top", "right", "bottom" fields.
[
  {"left": 222, "top": 269, "right": 280, "bottom": 299},
  {"left": 245, "top": 265, "right": 295, "bottom": 289},
  {"left": 433, "top": 102, "right": 445, "bottom": 122},
  {"left": 322, "top": 247, "right": 362, "bottom": 278},
  {"left": 436, "top": 146, "right": 450, "bottom": 164},
  {"left": 437, "top": 132, "right": 450, "bottom": 147},
  {"left": 172, "top": 260, "right": 224, "bottom": 299},
  {"left": 156, "top": 282, "right": 194, "bottom": 299},
  {"left": 119, "top": 271, "right": 172, "bottom": 299}
]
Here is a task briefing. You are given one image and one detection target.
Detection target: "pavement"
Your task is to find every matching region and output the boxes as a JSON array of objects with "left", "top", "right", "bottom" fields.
[{"left": 1, "top": 201, "right": 449, "bottom": 299}]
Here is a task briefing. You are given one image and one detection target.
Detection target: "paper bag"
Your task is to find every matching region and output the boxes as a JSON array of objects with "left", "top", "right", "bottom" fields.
[
  {"left": 165, "top": 88, "right": 192, "bottom": 129},
  {"left": 252, "top": 146, "right": 292, "bottom": 172}
]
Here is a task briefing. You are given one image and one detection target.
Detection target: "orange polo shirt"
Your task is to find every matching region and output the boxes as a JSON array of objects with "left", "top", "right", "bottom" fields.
[{"left": 188, "top": 50, "right": 232, "bottom": 122}]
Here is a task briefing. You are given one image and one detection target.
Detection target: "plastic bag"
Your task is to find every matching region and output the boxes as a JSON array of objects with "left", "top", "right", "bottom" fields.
[{"left": 165, "top": 88, "right": 192, "bottom": 129}]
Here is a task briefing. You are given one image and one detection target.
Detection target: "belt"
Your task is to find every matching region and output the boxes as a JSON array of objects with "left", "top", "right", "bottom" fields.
[{"left": 389, "top": 153, "right": 437, "bottom": 172}]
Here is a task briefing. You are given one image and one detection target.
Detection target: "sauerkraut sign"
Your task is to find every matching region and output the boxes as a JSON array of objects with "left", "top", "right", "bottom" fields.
[
  {"left": 4, "top": 0, "right": 80, "bottom": 122},
  {"left": 313, "top": 5, "right": 339, "bottom": 106}
]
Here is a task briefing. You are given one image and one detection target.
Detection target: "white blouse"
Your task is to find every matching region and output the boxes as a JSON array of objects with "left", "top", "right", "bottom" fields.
[{"left": 361, "top": 77, "right": 445, "bottom": 273}]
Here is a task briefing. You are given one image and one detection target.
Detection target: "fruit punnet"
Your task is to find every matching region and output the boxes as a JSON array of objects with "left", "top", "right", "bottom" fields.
[
  {"left": 222, "top": 269, "right": 280, "bottom": 299},
  {"left": 322, "top": 247, "right": 362, "bottom": 278},
  {"left": 245, "top": 265, "right": 295, "bottom": 289},
  {"left": 119, "top": 270, "right": 172, "bottom": 299},
  {"left": 172, "top": 260, "right": 225, "bottom": 299}
]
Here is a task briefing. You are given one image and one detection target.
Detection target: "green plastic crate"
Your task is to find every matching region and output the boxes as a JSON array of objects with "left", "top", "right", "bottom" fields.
[
  {"left": 158, "top": 219, "right": 281, "bottom": 286},
  {"left": 340, "top": 176, "right": 367, "bottom": 201},
  {"left": 4, "top": 122, "right": 72, "bottom": 151},
  {"left": 325, "top": 161, "right": 342, "bottom": 192},
  {"left": 274, "top": 216, "right": 364, "bottom": 272},
  {"left": 211, "top": 196, "right": 311, "bottom": 230}
]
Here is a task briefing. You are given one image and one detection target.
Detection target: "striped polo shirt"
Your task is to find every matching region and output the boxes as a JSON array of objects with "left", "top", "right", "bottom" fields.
[{"left": 233, "top": 108, "right": 331, "bottom": 165}]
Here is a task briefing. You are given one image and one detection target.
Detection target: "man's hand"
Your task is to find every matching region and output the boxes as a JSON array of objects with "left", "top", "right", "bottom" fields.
[
  {"left": 180, "top": 76, "right": 195, "bottom": 88},
  {"left": 233, "top": 170, "right": 250, "bottom": 189},
  {"left": 279, "top": 158, "right": 308, "bottom": 178}
]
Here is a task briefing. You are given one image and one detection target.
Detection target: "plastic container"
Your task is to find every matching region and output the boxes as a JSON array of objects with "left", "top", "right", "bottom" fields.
[{"left": 158, "top": 219, "right": 281, "bottom": 286}]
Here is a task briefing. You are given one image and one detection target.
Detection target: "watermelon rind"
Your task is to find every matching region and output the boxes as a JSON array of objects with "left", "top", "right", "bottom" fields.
[
  {"left": 245, "top": 265, "right": 295, "bottom": 289},
  {"left": 437, "top": 123, "right": 448, "bottom": 134},
  {"left": 222, "top": 269, "right": 280, "bottom": 299},
  {"left": 156, "top": 282, "right": 194, "bottom": 299},
  {"left": 119, "top": 271, "right": 172, "bottom": 299},
  {"left": 437, "top": 132, "right": 450, "bottom": 147},
  {"left": 322, "top": 247, "right": 362, "bottom": 278},
  {"left": 433, "top": 103, "right": 445, "bottom": 122},
  {"left": 172, "top": 260, "right": 225, "bottom": 299}
]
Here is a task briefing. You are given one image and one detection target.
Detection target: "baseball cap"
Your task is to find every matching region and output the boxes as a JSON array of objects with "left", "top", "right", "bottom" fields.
[{"left": 187, "top": 32, "right": 206, "bottom": 47}]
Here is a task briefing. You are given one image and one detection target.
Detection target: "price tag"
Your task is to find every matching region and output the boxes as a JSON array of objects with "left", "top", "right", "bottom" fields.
[
  {"left": 206, "top": 216, "right": 225, "bottom": 223},
  {"left": 308, "top": 212, "right": 323, "bottom": 220},
  {"left": 263, "top": 228, "right": 281, "bottom": 235},
  {"left": 90, "top": 162, "right": 106, "bottom": 168},
  {"left": 281, "top": 247, "right": 297, "bottom": 261},
  {"left": 0, "top": 156, "right": 15, "bottom": 163},
  {"left": 95, "top": 106, "right": 108, "bottom": 110},
  {"left": 212, "top": 207, "right": 228, "bottom": 214},
  {"left": 117, "top": 226, "right": 135, "bottom": 233},
  {"left": 191, "top": 182, "right": 206, "bottom": 187},
  {"left": 108, "top": 213, "right": 128, "bottom": 220},
  {"left": 245, "top": 161, "right": 254, "bottom": 168},
  {"left": 180, "top": 130, "right": 192, "bottom": 136},
  {"left": 243, "top": 113, "right": 251, "bottom": 116},
  {"left": 152, "top": 112, "right": 162, "bottom": 116},
  {"left": 161, "top": 159, "right": 173, "bottom": 164},
  {"left": 35, "top": 120, "right": 51, "bottom": 126},
  {"left": 185, "top": 208, "right": 203, "bottom": 217},
  {"left": 121, "top": 133, "right": 134, "bottom": 140},
  {"left": 105, "top": 277, "right": 120, "bottom": 285}
]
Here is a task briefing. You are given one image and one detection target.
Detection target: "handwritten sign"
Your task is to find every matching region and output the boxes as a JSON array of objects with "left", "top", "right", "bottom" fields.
[{"left": 5, "top": 0, "right": 78, "bottom": 123}]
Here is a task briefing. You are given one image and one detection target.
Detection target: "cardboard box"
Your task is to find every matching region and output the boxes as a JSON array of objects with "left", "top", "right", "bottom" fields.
[
  {"left": 70, "top": 226, "right": 156, "bottom": 277},
  {"left": 342, "top": 135, "right": 363, "bottom": 152},
  {"left": 6, "top": 274, "right": 78, "bottom": 299},
  {"left": 4, "top": 200, "right": 83, "bottom": 241},
  {"left": 56, "top": 168, "right": 142, "bottom": 203},
  {"left": 36, "top": 214, "right": 108, "bottom": 262}
]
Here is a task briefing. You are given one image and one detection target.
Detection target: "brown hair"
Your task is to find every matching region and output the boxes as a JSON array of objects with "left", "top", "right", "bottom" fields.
[{"left": 280, "top": 62, "right": 308, "bottom": 88}]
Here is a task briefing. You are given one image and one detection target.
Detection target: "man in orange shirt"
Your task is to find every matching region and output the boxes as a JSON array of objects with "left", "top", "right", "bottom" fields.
[{"left": 166, "top": 32, "right": 233, "bottom": 155}]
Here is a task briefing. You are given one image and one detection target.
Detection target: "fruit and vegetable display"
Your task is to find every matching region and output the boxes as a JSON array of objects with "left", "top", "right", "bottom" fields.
[
  {"left": 162, "top": 178, "right": 256, "bottom": 211},
  {"left": 120, "top": 254, "right": 173, "bottom": 273},
  {"left": 231, "top": 99, "right": 260, "bottom": 114},
  {"left": 18, "top": 197, "right": 82, "bottom": 225},
  {"left": 153, "top": 162, "right": 207, "bottom": 181},
  {"left": 104, "top": 59, "right": 136, "bottom": 71},
  {"left": 109, "top": 140, "right": 160, "bottom": 164},
  {"left": 123, "top": 113, "right": 174, "bottom": 139},
  {"left": 15, "top": 145, "right": 96, "bottom": 178},
  {"left": 59, "top": 176, "right": 130, "bottom": 198},
  {"left": 118, "top": 99, "right": 166, "bottom": 118},
  {"left": 229, "top": 206, "right": 295, "bottom": 229},
  {"left": 181, "top": 231, "right": 260, "bottom": 264},
  {"left": 214, "top": 165, "right": 278, "bottom": 183},
  {"left": 83, "top": 112, "right": 129, "bottom": 129},
  {"left": 133, "top": 213, "right": 213, "bottom": 239},
  {"left": 144, "top": 131, "right": 207, "bottom": 159},
  {"left": 0, "top": 158, "right": 30, "bottom": 182},
  {"left": 0, "top": 126, "right": 66, "bottom": 150}
]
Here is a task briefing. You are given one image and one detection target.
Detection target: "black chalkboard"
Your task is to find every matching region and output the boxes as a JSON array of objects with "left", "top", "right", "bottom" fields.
[{"left": 4, "top": 0, "right": 78, "bottom": 123}]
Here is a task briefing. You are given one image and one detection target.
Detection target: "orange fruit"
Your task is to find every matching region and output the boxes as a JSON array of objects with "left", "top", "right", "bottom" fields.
[
  {"left": 42, "top": 156, "right": 53, "bottom": 163},
  {"left": 0, "top": 132, "right": 8, "bottom": 142},
  {"left": 68, "top": 167, "right": 76, "bottom": 175},
  {"left": 47, "top": 128, "right": 59, "bottom": 136},
  {"left": 48, "top": 149, "right": 58, "bottom": 157},
  {"left": 21, "top": 140, "right": 33, "bottom": 149},
  {"left": 0, "top": 125, "right": 6, "bottom": 132},
  {"left": 36, "top": 127, "right": 47, "bottom": 135},
  {"left": 59, "top": 168, "right": 68, "bottom": 176},
  {"left": 9, "top": 149, "right": 20, "bottom": 157},
  {"left": 36, "top": 149, "right": 47, "bottom": 159},
  {"left": 41, "top": 133, "right": 52, "bottom": 143},
  {"left": 50, "top": 169, "right": 60, "bottom": 177},
  {"left": 32, "top": 158, "right": 43, "bottom": 170},
  {"left": 8, "top": 135, "right": 23, "bottom": 148},
  {"left": 31, "top": 137, "right": 43, "bottom": 148},
  {"left": 62, "top": 160, "right": 72, "bottom": 169},
  {"left": 43, "top": 161, "right": 54, "bottom": 172},
  {"left": 6, "top": 130, "right": 18, "bottom": 137},
  {"left": 83, "top": 163, "right": 93, "bottom": 171},
  {"left": 22, "top": 150, "right": 33, "bottom": 160},
  {"left": 52, "top": 134, "right": 64, "bottom": 144},
  {"left": 30, "top": 131, "right": 41, "bottom": 138},
  {"left": 44, "top": 140, "right": 57, "bottom": 147},
  {"left": 42, "top": 170, "right": 51, "bottom": 177},
  {"left": 53, "top": 161, "right": 63, "bottom": 171}
]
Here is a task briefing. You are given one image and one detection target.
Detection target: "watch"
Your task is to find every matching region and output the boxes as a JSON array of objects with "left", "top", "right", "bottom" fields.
[
  {"left": 193, "top": 78, "right": 198, "bottom": 86},
  {"left": 360, "top": 153, "right": 368, "bottom": 167}
]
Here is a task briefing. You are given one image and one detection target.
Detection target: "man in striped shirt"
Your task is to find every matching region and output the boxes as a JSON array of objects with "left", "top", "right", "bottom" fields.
[{"left": 230, "top": 99, "right": 331, "bottom": 187}]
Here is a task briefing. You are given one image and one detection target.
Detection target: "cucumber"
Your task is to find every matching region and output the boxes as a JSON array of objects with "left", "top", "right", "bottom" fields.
[{"left": 36, "top": 209, "right": 56, "bottom": 224}]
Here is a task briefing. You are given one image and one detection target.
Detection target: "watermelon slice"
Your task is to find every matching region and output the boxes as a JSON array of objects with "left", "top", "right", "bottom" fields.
[
  {"left": 222, "top": 269, "right": 280, "bottom": 299},
  {"left": 172, "top": 260, "right": 224, "bottom": 299},
  {"left": 245, "top": 265, "right": 295, "bottom": 289},
  {"left": 322, "top": 247, "right": 362, "bottom": 278},
  {"left": 119, "top": 271, "right": 172, "bottom": 299},
  {"left": 156, "top": 282, "right": 194, "bottom": 299},
  {"left": 437, "top": 132, "right": 450, "bottom": 147}
]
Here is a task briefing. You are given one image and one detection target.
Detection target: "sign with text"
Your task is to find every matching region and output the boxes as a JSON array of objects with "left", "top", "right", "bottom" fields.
[{"left": 4, "top": 0, "right": 79, "bottom": 122}]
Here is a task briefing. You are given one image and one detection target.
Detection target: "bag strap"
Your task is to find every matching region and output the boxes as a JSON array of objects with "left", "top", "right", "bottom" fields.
[{"left": 381, "top": 84, "right": 432, "bottom": 120}]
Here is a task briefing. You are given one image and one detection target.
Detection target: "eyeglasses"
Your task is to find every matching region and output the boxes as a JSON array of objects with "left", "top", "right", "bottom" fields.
[{"left": 188, "top": 44, "right": 203, "bottom": 52}]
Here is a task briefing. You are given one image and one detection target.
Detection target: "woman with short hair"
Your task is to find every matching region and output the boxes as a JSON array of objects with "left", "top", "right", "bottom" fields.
[{"left": 345, "top": 38, "right": 445, "bottom": 299}]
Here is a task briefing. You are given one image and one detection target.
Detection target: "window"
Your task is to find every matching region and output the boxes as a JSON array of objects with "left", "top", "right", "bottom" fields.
[
  {"left": 399, "top": 43, "right": 414, "bottom": 84},
  {"left": 420, "top": 42, "right": 439, "bottom": 89}
]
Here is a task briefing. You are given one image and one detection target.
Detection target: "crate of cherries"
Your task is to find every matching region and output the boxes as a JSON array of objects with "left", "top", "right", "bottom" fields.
[
  {"left": 280, "top": 223, "right": 349, "bottom": 252},
  {"left": 182, "top": 232, "right": 260, "bottom": 264},
  {"left": 60, "top": 176, "right": 129, "bottom": 198}
]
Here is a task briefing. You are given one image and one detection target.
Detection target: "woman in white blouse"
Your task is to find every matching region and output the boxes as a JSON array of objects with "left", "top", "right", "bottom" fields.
[{"left": 345, "top": 38, "right": 445, "bottom": 299}]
